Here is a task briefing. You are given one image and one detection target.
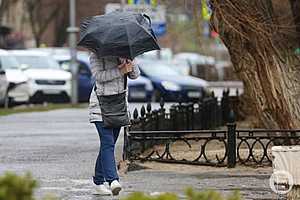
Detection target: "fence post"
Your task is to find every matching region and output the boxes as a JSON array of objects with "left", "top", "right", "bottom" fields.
[
  {"left": 170, "top": 105, "right": 177, "bottom": 130},
  {"left": 227, "top": 109, "right": 237, "bottom": 168},
  {"left": 159, "top": 97, "right": 166, "bottom": 130},
  {"left": 221, "top": 89, "right": 230, "bottom": 125},
  {"left": 189, "top": 103, "right": 194, "bottom": 130},
  {"left": 198, "top": 101, "right": 203, "bottom": 129}
]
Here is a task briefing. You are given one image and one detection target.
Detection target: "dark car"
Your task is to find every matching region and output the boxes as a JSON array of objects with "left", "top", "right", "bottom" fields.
[
  {"left": 136, "top": 59, "right": 208, "bottom": 102},
  {"left": 128, "top": 76, "right": 153, "bottom": 102},
  {"left": 53, "top": 51, "right": 153, "bottom": 102},
  {"left": 54, "top": 52, "right": 94, "bottom": 102}
]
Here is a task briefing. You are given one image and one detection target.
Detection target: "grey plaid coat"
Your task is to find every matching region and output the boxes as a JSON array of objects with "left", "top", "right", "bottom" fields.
[{"left": 88, "top": 53, "right": 140, "bottom": 123}]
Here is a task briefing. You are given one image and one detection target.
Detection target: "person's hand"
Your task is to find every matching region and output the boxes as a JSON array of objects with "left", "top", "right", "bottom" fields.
[{"left": 118, "top": 59, "right": 133, "bottom": 75}]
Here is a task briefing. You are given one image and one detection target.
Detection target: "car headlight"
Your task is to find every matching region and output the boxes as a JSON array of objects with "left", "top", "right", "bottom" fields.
[{"left": 161, "top": 81, "right": 181, "bottom": 91}]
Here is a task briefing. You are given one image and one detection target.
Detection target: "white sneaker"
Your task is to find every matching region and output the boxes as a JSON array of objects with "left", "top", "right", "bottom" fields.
[
  {"left": 110, "top": 180, "right": 122, "bottom": 196},
  {"left": 93, "top": 183, "right": 112, "bottom": 196}
]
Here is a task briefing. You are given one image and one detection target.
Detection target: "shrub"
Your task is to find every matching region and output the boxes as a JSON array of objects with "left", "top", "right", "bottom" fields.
[
  {"left": 122, "top": 188, "right": 241, "bottom": 200},
  {"left": 185, "top": 188, "right": 241, "bottom": 200},
  {"left": 122, "top": 192, "right": 179, "bottom": 200},
  {"left": 0, "top": 172, "right": 37, "bottom": 200}
]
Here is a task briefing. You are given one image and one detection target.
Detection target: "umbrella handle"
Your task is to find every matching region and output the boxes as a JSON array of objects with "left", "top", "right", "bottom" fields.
[{"left": 143, "top": 13, "right": 152, "bottom": 26}]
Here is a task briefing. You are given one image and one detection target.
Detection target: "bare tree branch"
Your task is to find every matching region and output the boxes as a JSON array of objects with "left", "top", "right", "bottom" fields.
[{"left": 25, "top": 0, "right": 62, "bottom": 47}]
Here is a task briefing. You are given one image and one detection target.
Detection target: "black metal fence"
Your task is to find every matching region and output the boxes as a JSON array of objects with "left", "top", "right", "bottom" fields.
[
  {"left": 125, "top": 119, "right": 300, "bottom": 167},
  {"left": 124, "top": 129, "right": 229, "bottom": 166},
  {"left": 235, "top": 129, "right": 300, "bottom": 165},
  {"left": 124, "top": 91, "right": 300, "bottom": 167},
  {"left": 130, "top": 89, "right": 240, "bottom": 131}
]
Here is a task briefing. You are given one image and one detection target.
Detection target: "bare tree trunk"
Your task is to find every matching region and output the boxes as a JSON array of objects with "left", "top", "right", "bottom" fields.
[
  {"left": 0, "top": 0, "right": 18, "bottom": 24},
  {"left": 192, "top": 0, "right": 202, "bottom": 47},
  {"left": 0, "top": 0, "right": 9, "bottom": 23},
  {"left": 54, "top": 1, "right": 69, "bottom": 46},
  {"left": 35, "top": 35, "right": 41, "bottom": 47},
  {"left": 211, "top": 0, "right": 300, "bottom": 129},
  {"left": 25, "top": 0, "right": 60, "bottom": 47}
]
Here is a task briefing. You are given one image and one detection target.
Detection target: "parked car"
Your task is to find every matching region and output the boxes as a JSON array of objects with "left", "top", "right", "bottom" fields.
[
  {"left": 53, "top": 52, "right": 94, "bottom": 102},
  {"left": 136, "top": 59, "right": 208, "bottom": 102},
  {"left": 33, "top": 48, "right": 93, "bottom": 101},
  {"left": 0, "top": 53, "right": 9, "bottom": 107},
  {"left": 0, "top": 49, "right": 30, "bottom": 107},
  {"left": 128, "top": 76, "right": 153, "bottom": 102},
  {"left": 138, "top": 48, "right": 173, "bottom": 62},
  {"left": 10, "top": 50, "right": 72, "bottom": 103},
  {"left": 173, "top": 52, "right": 218, "bottom": 81},
  {"left": 53, "top": 51, "right": 153, "bottom": 102}
]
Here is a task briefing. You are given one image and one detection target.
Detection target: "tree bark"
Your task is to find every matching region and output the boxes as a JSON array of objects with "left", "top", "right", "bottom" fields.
[
  {"left": 289, "top": 0, "right": 300, "bottom": 47},
  {"left": 211, "top": 0, "right": 300, "bottom": 129}
]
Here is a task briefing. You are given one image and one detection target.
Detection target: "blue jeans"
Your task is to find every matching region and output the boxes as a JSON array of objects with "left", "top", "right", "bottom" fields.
[{"left": 93, "top": 122, "right": 121, "bottom": 185}]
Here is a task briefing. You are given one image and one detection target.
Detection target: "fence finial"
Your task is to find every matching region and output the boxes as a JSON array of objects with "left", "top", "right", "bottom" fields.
[
  {"left": 236, "top": 89, "right": 239, "bottom": 96},
  {"left": 211, "top": 91, "right": 215, "bottom": 98},
  {"left": 226, "top": 88, "right": 230, "bottom": 96},
  {"left": 141, "top": 105, "right": 146, "bottom": 117},
  {"left": 133, "top": 108, "right": 139, "bottom": 119},
  {"left": 147, "top": 102, "right": 152, "bottom": 113}
]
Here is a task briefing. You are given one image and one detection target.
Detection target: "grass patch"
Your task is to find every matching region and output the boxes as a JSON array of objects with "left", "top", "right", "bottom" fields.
[{"left": 0, "top": 103, "right": 87, "bottom": 116}]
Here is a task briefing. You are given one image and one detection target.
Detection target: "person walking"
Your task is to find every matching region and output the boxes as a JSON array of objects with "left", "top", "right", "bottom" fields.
[
  {"left": 79, "top": 11, "right": 158, "bottom": 195},
  {"left": 88, "top": 53, "right": 140, "bottom": 196}
]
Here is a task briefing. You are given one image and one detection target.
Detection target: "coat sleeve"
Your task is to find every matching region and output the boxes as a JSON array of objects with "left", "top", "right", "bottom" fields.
[
  {"left": 90, "top": 53, "right": 122, "bottom": 83},
  {"left": 128, "top": 63, "right": 140, "bottom": 80}
]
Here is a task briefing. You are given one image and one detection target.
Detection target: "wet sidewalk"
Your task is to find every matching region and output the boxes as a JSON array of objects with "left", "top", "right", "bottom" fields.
[
  {"left": 36, "top": 163, "right": 276, "bottom": 200},
  {"left": 0, "top": 107, "right": 277, "bottom": 200}
]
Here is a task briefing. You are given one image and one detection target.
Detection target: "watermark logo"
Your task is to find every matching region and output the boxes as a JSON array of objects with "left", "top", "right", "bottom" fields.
[{"left": 269, "top": 170, "right": 294, "bottom": 195}]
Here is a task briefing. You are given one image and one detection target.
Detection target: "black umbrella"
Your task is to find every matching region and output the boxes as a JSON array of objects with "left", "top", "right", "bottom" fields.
[{"left": 78, "top": 11, "right": 160, "bottom": 59}]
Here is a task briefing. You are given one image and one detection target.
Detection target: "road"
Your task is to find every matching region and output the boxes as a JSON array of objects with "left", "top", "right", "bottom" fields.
[{"left": 0, "top": 103, "right": 277, "bottom": 200}]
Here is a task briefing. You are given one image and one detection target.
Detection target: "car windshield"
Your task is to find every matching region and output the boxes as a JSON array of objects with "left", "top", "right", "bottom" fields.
[
  {"left": 0, "top": 55, "right": 20, "bottom": 69},
  {"left": 14, "top": 55, "right": 60, "bottom": 69},
  {"left": 139, "top": 62, "right": 180, "bottom": 76}
]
